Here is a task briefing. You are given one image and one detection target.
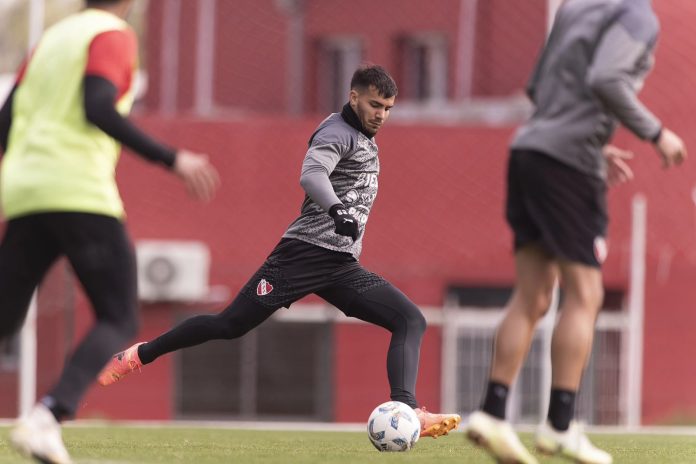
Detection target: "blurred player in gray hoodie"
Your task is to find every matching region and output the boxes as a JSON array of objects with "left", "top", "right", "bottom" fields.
[{"left": 466, "top": 1, "right": 686, "bottom": 463}]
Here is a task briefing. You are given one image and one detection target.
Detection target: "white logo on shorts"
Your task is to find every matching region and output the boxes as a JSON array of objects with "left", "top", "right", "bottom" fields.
[{"left": 594, "top": 236, "right": 608, "bottom": 264}]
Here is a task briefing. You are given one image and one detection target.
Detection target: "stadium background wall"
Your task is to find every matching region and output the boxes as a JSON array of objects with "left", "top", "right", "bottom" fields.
[{"left": 1, "top": 0, "right": 695, "bottom": 425}]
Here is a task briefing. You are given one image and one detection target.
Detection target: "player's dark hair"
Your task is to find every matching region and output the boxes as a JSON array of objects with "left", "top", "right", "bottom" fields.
[{"left": 350, "top": 64, "right": 398, "bottom": 98}]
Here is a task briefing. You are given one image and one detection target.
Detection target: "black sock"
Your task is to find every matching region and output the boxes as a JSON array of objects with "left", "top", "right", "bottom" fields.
[
  {"left": 40, "top": 396, "right": 71, "bottom": 423},
  {"left": 548, "top": 388, "right": 576, "bottom": 431},
  {"left": 138, "top": 342, "right": 153, "bottom": 365},
  {"left": 481, "top": 381, "right": 509, "bottom": 420}
]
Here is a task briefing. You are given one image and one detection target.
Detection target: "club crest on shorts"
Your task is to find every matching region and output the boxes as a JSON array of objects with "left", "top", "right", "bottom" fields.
[
  {"left": 256, "top": 278, "right": 273, "bottom": 296},
  {"left": 594, "top": 236, "right": 608, "bottom": 264}
]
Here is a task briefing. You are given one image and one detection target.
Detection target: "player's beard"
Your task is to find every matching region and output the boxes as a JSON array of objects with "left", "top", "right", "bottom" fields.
[{"left": 356, "top": 105, "right": 378, "bottom": 136}]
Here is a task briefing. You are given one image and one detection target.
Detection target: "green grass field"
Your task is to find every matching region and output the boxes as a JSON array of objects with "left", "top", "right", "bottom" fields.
[{"left": 1, "top": 426, "right": 694, "bottom": 464}]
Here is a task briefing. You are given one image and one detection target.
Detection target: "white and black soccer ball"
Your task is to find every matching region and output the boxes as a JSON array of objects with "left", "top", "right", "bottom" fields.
[{"left": 367, "top": 401, "right": 421, "bottom": 452}]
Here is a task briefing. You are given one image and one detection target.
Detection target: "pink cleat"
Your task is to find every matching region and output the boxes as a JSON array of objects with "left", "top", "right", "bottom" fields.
[
  {"left": 97, "top": 342, "right": 145, "bottom": 386},
  {"left": 414, "top": 406, "right": 462, "bottom": 438}
]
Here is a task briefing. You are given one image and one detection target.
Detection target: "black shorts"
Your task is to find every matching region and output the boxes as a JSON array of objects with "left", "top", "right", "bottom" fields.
[
  {"left": 0, "top": 212, "right": 137, "bottom": 337},
  {"left": 506, "top": 149, "right": 608, "bottom": 267},
  {"left": 241, "top": 238, "right": 389, "bottom": 309}
]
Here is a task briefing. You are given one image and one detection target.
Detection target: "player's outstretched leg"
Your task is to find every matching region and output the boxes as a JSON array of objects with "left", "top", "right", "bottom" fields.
[
  {"left": 99, "top": 293, "right": 279, "bottom": 386},
  {"left": 414, "top": 407, "right": 461, "bottom": 438},
  {"left": 466, "top": 410, "right": 538, "bottom": 464},
  {"left": 97, "top": 342, "right": 144, "bottom": 386},
  {"left": 535, "top": 421, "right": 612, "bottom": 464},
  {"left": 10, "top": 403, "right": 72, "bottom": 464}
]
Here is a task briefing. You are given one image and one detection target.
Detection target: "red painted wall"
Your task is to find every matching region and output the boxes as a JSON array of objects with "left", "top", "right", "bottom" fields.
[
  {"left": 84, "top": 48, "right": 696, "bottom": 421},
  {"left": 67, "top": 106, "right": 680, "bottom": 423},
  {"left": 78, "top": 116, "right": 475, "bottom": 421},
  {"left": 3, "top": 0, "right": 696, "bottom": 425},
  {"left": 144, "top": 0, "right": 545, "bottom": 114},
  {"left": 473, "top": 0, "right": 546, "bottom": 97},
  {"left": 213, "top": 1, "right": 288, "bottom": 111},
  {"left": 630, "top": 0, "right": 696, "bottom": 424},
  {"left": 3, "top": 100, "right": 696, "bottom": 422}
]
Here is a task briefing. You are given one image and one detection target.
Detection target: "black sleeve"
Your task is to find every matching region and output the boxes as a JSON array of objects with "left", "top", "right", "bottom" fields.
[
  {"left": 0, "top": 85, "right": 16, "bottom": 154},
  {"left": 84, "top": 75, "right": 176, "bottom": 168}
]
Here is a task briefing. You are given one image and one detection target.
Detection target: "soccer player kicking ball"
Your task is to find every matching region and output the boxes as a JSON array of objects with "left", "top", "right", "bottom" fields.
[
  {"left": 0, "top": 1, "right": 219, "bottom": 463},
  {"left": 99, "top": 64, "right": 461, "bottom": 438},
  {"left": 466, "top": 1, "right": 686, "bottom": 464}
]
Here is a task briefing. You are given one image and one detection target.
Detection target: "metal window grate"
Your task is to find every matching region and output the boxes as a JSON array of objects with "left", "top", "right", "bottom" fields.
[
  {"left": 176, "top": 318, "right": 333, "bottom": 421},
  {"left": 445, "top": 307, "right": 627, "bottom": 426}
]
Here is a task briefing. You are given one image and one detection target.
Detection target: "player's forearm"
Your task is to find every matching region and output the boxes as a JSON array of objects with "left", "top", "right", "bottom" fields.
[
  {"left": 83, "top": 75, "right": 176, "bottom": 168},
  {"left": 299, "top": 165, "right": 342, "bottom": 212},
  {"left": 0, "top": 85, "right": 16, "bottom": 153},
  {"left": 587, "top": 22, "right": 661, "bottom": 141},
  {"left": 589, "top": 77, "right": 662, "bottom": 141}
]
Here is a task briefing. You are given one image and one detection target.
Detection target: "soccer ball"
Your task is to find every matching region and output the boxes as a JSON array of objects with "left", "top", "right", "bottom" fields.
[{"left": 367, "top": 401, "right": 421, "bottom": 452}]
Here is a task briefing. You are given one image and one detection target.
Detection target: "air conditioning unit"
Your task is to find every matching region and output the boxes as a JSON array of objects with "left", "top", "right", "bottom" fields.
[{"left": 136, "top": 240, "right": 210, "bottom": 302}]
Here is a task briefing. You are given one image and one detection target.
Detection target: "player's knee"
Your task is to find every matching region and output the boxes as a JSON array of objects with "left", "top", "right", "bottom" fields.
[
  {"left": 115, "top": 310, "right": 139, "bottom": 340},
  {"left": 124, "top": 316, "right": 139, "bottom": 340},
  {"left": 566, "top": 283, "right": 604, "bottom": 313},
  {"left": 96, "top": 316, "right": 138, "bottom": 344},
  {"left": 515, "top": 291, "right": 553, "bottom": 321},
  {"left": 391, "top": 305, "right": 426, "bottom": 341},
  {"left": 0, "top": 324, "right": 19, "bottom": 342},
  {"left": 534, "top": 293, "right": 554, "bottom": 318},
  {"left": 407, "top": 309, "right": 427, "bottom": 336}
]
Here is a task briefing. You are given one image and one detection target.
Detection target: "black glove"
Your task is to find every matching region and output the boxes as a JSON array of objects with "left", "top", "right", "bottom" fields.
[{"left": 329, "top": 204, "right": 359, "bottom": 241}]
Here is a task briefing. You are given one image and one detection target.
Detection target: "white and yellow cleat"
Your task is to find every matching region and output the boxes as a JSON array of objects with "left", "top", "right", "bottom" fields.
[
  {"left": 466, "top": 410, "right": 538, "bottom": 464},
  {"left": 414, "top": 407, "right": 461, "bottom": 438},
  {"left": 10, "top": 403, "right": 72, "bottom": 464},
  {"left": 535, "top": 421, "right": 612, "bottom": 464}
]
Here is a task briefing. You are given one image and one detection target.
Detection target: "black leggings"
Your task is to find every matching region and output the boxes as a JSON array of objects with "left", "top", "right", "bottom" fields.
[
  {"left": 0, "top": 213, "right": 138, "bottom": 418},
  {"left": 140, "top": 272, "right": 426, "bottom": 408}
]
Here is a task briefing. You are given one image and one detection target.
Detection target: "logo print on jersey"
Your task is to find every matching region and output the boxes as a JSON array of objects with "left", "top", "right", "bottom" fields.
[
  {"left": 345, "top": 189, "right": 359, "bottom": 203},
  {"left": 256, "top": 279, "right": 274, "bottom": 296}
]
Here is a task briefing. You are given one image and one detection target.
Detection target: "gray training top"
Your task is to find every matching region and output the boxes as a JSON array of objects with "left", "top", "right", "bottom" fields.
[
  {"left": 283, "top": 112, "right": 379, "bottom": 259},
  {"left": 511, "top": 0, "right": 661, "bottom": 179}
]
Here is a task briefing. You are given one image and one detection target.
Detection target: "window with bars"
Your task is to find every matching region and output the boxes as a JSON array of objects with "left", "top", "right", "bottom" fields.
[
  {"left": 176, "top": 318, "right": 334, "bottom": 421},
  {"left": 316, "top": 37, "right": 363, "bottom": 114},
  {"left": 396, "top": 33, "right": 448, "bottom": 102},
  {"left": 445, "top": 286, "right": 626, "bottom": 425},
  {"left": 453, "top": 322, "right": 622, "bottom": 425}
]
